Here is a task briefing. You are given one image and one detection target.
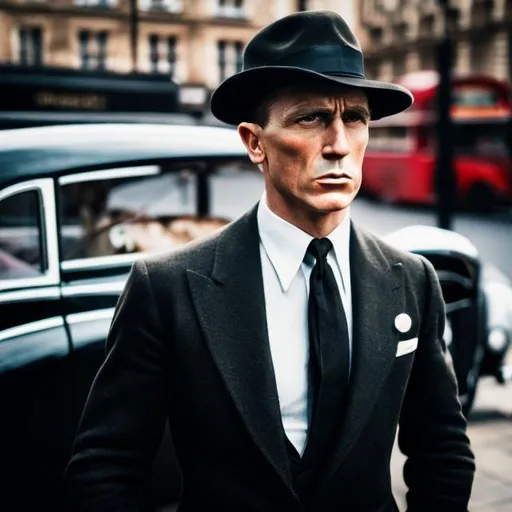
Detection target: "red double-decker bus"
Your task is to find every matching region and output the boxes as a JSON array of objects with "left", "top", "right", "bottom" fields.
[{"left": 362, "top": 71, "right": 512, "bottom": 211}]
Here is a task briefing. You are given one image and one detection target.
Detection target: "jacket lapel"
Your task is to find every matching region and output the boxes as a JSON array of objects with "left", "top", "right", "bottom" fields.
[
  {"left": 186, "top": 205, "right": 293, "bottom": 489},
  {"left": 318, "top": 222, "right": 405, "bottom": 492}
]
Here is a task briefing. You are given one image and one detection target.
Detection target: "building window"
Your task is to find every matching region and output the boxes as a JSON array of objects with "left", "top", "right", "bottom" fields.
[
  {"left": 364, "top": 61, "right": 379, "bottom": 80},
  {"left": 381, "top": 0, "right": 399, "bottom": 12},
  {"left": 149, "top": 35, "right": 177, "bottom": 76},
  {"left": 18, "top": 26, "right": 43, "bottom": 66},
  {"left": 419, "top": 14, "right": 434, "bottom": 38},
  {"left": 218, "top": 40, "right": 244, "bottom": 82},
  {"left": 140, "top": 0, "right": 183, "bottom": 12},
  {"left": 234, "top": 41, "right": 243, "bottom": 73},
  {"left": 79, "top": 30, "right": 109, "bottom": 70},
  {"left": 394, "top": 22, "right": 407, "bottom": 42},
  {"left": 218, "top": 41, "right": 226, "bottom": 82},
  {"left": 393, "top": 56, "right": 405, "bottom": 79},
  {"left": 149, "top": 35, "right": 159, "bottom": 72},
  {"left": 297, "top": 0, "right": 309, "bottom": 11},
  {"left": 470, "top": 0, "right": 494, "bottom": 25},
  {"left": 73, "top": 0, "right": 118, "bottom": 7},
  {"left": 217, "top": 0, "right": 245, "bottom": 19},
  {"left": 369, "top": 27, "right": 383, "bottom": 45}
]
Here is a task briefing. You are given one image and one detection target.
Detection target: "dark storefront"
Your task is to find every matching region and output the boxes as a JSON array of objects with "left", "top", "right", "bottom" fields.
[{"left": 0, "top": 64, "right": 204, "bottom": 130}]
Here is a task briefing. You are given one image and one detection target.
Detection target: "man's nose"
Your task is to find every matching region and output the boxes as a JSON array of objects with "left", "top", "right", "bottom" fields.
[{"left": 323, "top": 118, "right": 351, "bottom": 159}]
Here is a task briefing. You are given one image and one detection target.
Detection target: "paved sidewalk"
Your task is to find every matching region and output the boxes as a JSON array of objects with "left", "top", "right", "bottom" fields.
[{"left": 393, "top": 376, "right": 512, "bottom": 511}]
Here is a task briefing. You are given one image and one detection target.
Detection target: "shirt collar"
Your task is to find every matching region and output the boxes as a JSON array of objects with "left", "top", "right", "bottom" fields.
[{"left": 257, "top": 194, "right": 351, "bottom": 292}]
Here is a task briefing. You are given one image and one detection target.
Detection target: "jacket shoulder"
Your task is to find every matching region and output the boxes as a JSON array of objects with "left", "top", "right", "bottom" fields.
[
  {"left": 134, "top": 208, "right": 254, "bottom": 279},
  {"left": 354, "top": 223, "right": 429, "bottom": 275}
]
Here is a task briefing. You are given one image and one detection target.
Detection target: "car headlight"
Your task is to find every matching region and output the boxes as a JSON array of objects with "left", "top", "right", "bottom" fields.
[
  {"left": 488, "top": 327, "right": 508, "bottom": 353},
  {"left": 444, "top": 317, "right": 453, "bottom": 348}
]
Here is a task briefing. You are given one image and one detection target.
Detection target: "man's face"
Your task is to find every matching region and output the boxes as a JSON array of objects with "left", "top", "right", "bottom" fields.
[{"left": 239, "top": 86, "right": 370, "bottom": 228}]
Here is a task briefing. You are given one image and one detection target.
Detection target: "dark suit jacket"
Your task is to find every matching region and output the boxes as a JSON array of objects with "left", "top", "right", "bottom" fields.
[{"left": 65, "top": 205, "right": 475, "bottom": 512}]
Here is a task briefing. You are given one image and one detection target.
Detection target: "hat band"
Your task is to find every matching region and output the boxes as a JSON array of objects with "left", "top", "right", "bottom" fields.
[{"left": 255, "top": 44, "right": 365, "bottom": 79}]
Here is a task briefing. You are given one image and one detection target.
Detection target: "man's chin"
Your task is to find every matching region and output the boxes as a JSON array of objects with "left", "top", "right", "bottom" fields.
[{"left": 310, "top": 193, "right": 355, "bottom": 213}]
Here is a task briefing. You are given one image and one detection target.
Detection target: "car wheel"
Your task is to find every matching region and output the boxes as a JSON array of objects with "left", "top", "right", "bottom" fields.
[
  {"left": 459, "top": 341, "right": 485, "bottom": 417},
  {"left": 460, "top": 290, "right": 488, "bottom": 417}
]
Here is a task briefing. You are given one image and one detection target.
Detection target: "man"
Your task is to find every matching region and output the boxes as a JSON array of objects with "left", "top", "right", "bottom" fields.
[{"left": 65, "top": 10, "right": 475, "bottom": 511}]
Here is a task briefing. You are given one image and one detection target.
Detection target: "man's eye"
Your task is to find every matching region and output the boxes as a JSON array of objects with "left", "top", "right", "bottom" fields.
[
  {"left": 298, "top": 114, "right": 321, "bottom": 124},
  {"left": 343, "top": 112, "right": 366, "bottom": 124}
]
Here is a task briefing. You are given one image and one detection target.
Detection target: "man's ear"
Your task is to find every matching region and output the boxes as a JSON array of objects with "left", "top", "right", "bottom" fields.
[{"left": 238, "top": 123, "right": 265, "bottom": 165}]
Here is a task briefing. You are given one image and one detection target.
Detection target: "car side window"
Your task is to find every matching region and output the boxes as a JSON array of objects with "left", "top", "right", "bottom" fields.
[
  {"left": 59, "top": 165, "right": 199, "bottom": 261},
  {"left": 59, "top": 159, "right": 263, "bottom": 263},
  {"left": 0, "top": 189, "right": 44, "bottom": 280},
  {"left": 209, "top": 159, "right": 265, "bottom": 220}
]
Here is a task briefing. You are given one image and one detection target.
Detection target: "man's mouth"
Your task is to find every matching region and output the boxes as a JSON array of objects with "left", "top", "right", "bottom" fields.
[{"left": 315, "top": 171, "right": 352, "bottom": 180}]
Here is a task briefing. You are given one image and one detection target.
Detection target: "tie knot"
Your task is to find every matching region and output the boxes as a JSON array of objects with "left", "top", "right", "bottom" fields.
[{"left": 307, "top": 238, "right": 333, "bottom": 262}]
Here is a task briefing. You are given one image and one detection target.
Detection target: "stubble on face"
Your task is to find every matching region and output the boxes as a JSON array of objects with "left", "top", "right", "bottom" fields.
[{"left": 258, "top": 86, "right": 370, "bottom": 237}]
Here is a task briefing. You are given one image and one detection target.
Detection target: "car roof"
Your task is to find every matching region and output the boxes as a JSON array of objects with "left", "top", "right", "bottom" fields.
[
  {"left": 0, "top": 123, "right": 247, "bottom": 185},
  {"left": 384, "top": 225, "right": 479, "bottom": 260}
]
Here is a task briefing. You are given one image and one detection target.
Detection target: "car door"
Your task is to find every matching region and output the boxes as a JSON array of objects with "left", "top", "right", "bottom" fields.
[
  {"left": 57, "top": 156, "right": 264, "bottom": 509},
  {"left": 58, "top": 163, "right": 196, "bottom": 509},
  {"left": 0, "top": 178, "right": 74, "bottom": 510}
]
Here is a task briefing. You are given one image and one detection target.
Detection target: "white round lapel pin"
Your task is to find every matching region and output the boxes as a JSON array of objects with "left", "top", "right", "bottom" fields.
[{"left": 394, "top": 313, "right": 412, "bottom": 334}]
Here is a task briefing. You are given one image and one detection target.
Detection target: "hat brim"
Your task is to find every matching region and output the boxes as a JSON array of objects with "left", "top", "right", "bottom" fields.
[{"left": 210, "top": 66, "right": 414, "bottom": 125}]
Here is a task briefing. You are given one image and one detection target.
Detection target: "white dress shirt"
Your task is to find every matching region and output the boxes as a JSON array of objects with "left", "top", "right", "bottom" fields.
[{"left": 257, "top": 195, "right": 353, "bottom": 455}]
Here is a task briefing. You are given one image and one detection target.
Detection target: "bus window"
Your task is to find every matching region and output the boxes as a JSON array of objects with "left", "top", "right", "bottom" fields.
[{"left": 452, "top": 123, "right": 508, "bottom": 156}]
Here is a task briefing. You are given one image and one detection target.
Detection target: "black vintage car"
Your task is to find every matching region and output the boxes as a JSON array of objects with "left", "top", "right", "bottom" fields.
[
  {"left": 384, "top": 225, "right": 488, "bottom": 416},
  {"left": 0, "top": 123, "right": 508, "bottom": 511},
  {"left": 0, "top": 123, "right": 262, "bottom": 511},
  {"left": 385, "top": 225, "right": 511, "bottom": 415}
]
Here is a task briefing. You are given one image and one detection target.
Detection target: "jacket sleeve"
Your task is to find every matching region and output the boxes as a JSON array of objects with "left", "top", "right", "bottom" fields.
[
  {"left": 398, "top": 256, "right": 476, "bottom": 512},
  {"left": 65, "top": 259, "right": 171, "bottom": 512}
]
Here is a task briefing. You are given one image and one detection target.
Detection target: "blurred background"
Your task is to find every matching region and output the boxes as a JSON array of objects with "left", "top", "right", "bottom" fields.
[
  {"left": 0, "top": 0, "right": 511, "bottom": 222},
  {"left": 0, "top": 0, "right": 510, "bottom": 123},
  {"left": 0, "top": 1, "right": 511, "bottom": 511}
]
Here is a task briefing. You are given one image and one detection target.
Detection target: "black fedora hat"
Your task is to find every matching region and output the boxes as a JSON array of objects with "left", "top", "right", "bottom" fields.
[{"left": 210, "top": 10, "right": 413, "bottom": 125}]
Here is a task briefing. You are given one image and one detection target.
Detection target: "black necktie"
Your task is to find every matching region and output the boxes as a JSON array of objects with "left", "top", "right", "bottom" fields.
[{"left": 303, "top": 237, "right": 350, "bottom": 464}]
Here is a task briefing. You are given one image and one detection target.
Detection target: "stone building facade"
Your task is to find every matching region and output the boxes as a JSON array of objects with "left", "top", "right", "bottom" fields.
[
  {"left": 0, "top": 0, "right": 356, "bottom": 91},
  {"left": 358, "top": 0, "right": 512, "bottom": 83}
]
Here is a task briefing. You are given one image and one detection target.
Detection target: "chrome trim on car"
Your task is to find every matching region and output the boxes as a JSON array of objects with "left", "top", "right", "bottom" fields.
[
  {"left": 61, "top": 252, "right": 142, "bottom": 271},
  {"left": 66, "top": 308, "right": 116, "bottom": 325},
  {"left": 59, "top": 165, "right": 160, "bottom": 185},
  {"left": 0, "top": 316, "right": 64, "bottom": 342},
  {"left": 0, "top": 178, "right": 60, "bottom": 292},
  {"left": 61, "top": 281, "right": 127, "bottom": 297},
  {"left": 0, "top": 286, "right": 61, "bottom": 304},
  {"left": 436, "top": 270, "right": 474, "bottom": 289},
  {"left": 445, "top": 298, "right": 473, "bottom": 313}
]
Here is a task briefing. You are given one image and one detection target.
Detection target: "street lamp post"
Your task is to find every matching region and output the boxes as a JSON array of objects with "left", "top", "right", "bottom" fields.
[
  {"left": 435, "top": 0, "right": 456, "bottom": 230},
  {"left": 129, "top": 0, "right": 139, "bottom": 72}
]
